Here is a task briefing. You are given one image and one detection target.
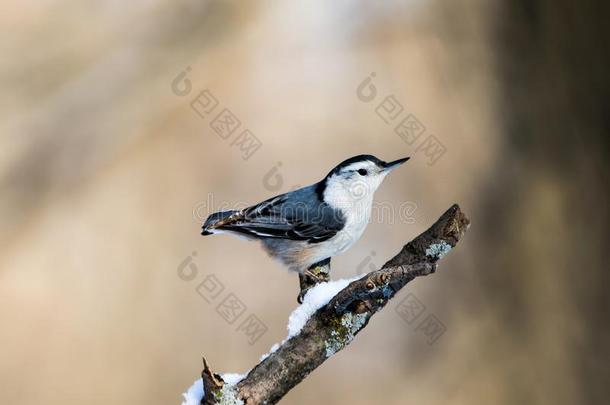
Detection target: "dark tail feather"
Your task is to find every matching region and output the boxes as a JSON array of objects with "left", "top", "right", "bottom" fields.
[{"left": 201, "top": 210, "right": 241, "bottom": 235}]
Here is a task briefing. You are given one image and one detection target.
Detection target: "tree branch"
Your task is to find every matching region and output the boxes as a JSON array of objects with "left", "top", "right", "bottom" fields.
[{"left": 199, "top": 204, "right": 470, "bottom": 404}]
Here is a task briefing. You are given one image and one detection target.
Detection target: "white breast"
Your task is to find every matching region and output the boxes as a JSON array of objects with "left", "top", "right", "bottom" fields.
[
  {"left": 338, "top": 196, "right": 373, "bottom": 249},
  {"left": 322, "top": 179, "right": 375, "bottom": 256}
]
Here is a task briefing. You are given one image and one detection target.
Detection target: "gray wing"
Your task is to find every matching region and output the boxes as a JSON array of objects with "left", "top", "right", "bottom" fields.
[{"left": 214, "top": 185, "right": 345, "bottom": 243}]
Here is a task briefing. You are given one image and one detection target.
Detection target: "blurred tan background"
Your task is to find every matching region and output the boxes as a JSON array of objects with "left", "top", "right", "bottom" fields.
[{"left": 1, "top": 1, "right": 608, "bottom": 404}]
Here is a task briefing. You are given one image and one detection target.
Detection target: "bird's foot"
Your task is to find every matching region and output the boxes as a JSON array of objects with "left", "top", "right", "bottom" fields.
[{"left": 298, "top": 259, "right": 331, "bottom": 304}]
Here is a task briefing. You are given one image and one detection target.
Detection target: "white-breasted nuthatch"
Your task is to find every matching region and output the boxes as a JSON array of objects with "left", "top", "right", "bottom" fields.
[{"left": 201, "top": 155, "right": 409, "bottom": 275}]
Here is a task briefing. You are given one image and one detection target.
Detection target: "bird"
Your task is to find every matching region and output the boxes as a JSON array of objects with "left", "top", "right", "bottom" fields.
[{"left": 201, "top": 154, "right": 409, "bottom": 286}]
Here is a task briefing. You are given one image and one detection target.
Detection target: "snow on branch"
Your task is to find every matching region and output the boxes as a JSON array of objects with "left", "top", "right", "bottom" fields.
[{"left": 183, "top": 204, "right": 470, "bottom": 405}]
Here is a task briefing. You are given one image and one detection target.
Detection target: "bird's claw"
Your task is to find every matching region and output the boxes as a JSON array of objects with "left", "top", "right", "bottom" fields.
[{"left": 297, "top": 262, "right": 331, "bottom": 303}]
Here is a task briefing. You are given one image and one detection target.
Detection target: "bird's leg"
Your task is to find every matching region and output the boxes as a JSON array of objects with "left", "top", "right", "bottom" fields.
[{"left": 297, "top": 258, "right": 331, "bottom": 304}]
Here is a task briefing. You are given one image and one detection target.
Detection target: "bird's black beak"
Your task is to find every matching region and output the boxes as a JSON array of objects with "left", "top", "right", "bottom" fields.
[{"left": 383, "top": 157, "right": 410, "bottom": 171}]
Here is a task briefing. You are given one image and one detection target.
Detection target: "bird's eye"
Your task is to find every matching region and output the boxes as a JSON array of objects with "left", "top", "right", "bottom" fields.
[{"left": 357, "top": 169, "right": 368, "bottom": 176}]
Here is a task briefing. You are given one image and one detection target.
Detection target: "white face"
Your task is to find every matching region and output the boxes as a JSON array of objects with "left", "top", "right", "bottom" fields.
[{"left": 324, "top": 160, "right": 390, "bottom": 209}]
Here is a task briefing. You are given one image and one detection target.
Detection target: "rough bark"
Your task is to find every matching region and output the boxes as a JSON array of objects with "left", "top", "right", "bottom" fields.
[{"left": 200, "top": 204, "right": 470, "bottom": 404}]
